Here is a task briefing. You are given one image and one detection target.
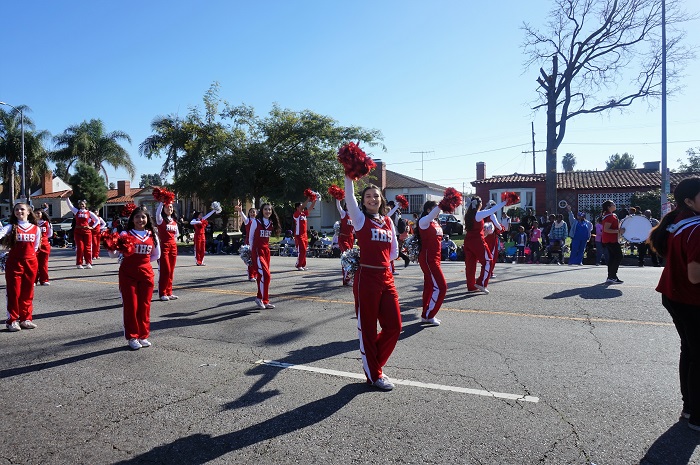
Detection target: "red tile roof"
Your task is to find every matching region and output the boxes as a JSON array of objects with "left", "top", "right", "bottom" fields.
[{"left": 105, "top": 188, "right": 149, "bottom": 204}]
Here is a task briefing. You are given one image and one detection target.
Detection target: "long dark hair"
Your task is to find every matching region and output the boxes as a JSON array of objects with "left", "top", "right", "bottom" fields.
[
  {"left": 464, "top": 196, "right": 482, "bottom": 230},
  {"left": 602, "top": 200, "right": 615, "bottom": 214},
  {"left": 255, "top": 203, "right": 282, "bottom": 237},
  {"left": 126, "top": 206, "right": 159, "bottom": 247},
  {"left": 649, "top": 177, "right": 700, "bottom": 257},
  {"left": 359, "top": 184, "right": 388, "bottom": 216},
  {"left": 161, "top": 204, "right": 178, "bottom": 222},
  {"left": 2, "top": 202, "right": 38, "bottom": 249}
]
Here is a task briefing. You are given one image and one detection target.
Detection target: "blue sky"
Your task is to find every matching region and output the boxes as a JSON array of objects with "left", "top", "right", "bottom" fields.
[{"left": 2, "top": 0, "right": 699, "bottom": 193}]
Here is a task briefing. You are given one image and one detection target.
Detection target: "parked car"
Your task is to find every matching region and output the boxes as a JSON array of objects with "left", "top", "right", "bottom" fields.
[
  {"left": 51, "top": 218, "right": 74, "bottom": 232},
  {"left": 438, "top": 214, "right": 464, "bottom": 236}
]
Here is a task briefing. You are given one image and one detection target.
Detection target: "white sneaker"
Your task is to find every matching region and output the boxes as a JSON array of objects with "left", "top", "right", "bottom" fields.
[
  {"left": 41, "top": 281, "right": 50, "bottom": 286},
  {"left": 421, "top": 317, "right": 441, "bottom": 326},
  {"left": 19, "top": 320, "right": 37, "bottom": 329},
  {"left": 254, "top": 298, "right": 266, "bottom": 309},
  {"left": 160, "top": 295, "right": 170, "bottom": 301},
  {"left": 372, "top": 376, "right": 395, "bottom": 391},
  {"left": 265, "top": 303, "right": 276, "bottom": 309},
  {"left": 475, "top": 284, "right": 489, "bottom": 294},
  {"left": 85, "top": 264, "right": 93, "bottom": 269},
  {"left": 168, "top": 295, "right": 178, "bottom": 300},
  {"left": 128, "top": 338, "right": 142, "bottom": 350},
  {"left": 248, "top": 278, "right": 256, "bottom": 282},
  {"left": 77, "top": 265, "right": 84, "bottom": 269},
  {"left": 138, "top": 339, "right": 152, "bottom": 347},
  {"left": 6, "top": 321, "right": 21, "bottom": 332}
]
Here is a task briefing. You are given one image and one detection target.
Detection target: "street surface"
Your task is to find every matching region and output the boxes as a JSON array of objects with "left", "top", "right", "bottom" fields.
[{"left": 1, "top": 248, "right": 697, "bottom": 464}]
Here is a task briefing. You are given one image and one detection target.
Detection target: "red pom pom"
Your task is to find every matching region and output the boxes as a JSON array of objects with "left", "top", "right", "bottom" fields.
[
  {"left": 328, "top": 185, "right": 345, "bottom": 201},
  {"left": 395, "top": 195, "right": 409, "bottom": 210},
  {"left": 438, "top": 187, "right": 463, "bottom": 213},
  {"left": 116, "top": 234, "right": 136, "bottom": 256},
  {"left": 121, "top": 202, "right": 137, "bottom": 218},
  {"left": 103, "top": 232, "right": 119, "bottom": 251},
  {"left": 153, "top": 186, "right": 175, "bottom": 205},
  {"left": 501, "top": 191, "right": 520, "bottom": 206},
  {"left": 337, "top": 142, "right": 376, "bottom": 181},
  {"left": 303, "top": 188, "right": 319, "bottom": 201}
]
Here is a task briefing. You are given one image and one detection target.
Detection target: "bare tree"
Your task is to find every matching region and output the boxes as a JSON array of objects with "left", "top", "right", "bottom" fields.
[{"left": 523, "top": 0, "right": 692, "bottom": 213}]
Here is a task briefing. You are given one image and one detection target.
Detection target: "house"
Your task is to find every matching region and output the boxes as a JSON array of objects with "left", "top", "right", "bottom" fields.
[{"left": 471, "top": 161, "right": 698, "bottom": 220}]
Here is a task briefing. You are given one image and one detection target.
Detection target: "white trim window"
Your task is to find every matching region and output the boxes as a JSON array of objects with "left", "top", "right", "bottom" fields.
[{"left": 489, "top": 188, "right": 536, "bottom": 211}]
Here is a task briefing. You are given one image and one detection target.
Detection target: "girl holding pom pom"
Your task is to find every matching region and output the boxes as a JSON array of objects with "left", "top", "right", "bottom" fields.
[
  {"left": 343, "top": 168, "right": 401, "bottom": 391},
  {"left": 65, "top": 194, "right": 100, "bottom": 269},
  {"left": 108, "top": 206, "right": 160, "bottom": 350},
  {"left": 155, "top": 199, "right": 179, "bottom": 301},
  {"left": 34, "top": 208, "right": 53, "bottom": 286},
  {"left": 463, "top": 196, "right": 507, "bottom": 294},
  {"left": 248, "top": 203, "right": 281, "bottom": 309},
  {"left": 335, "top": 199, "right": 355, "bottom": 285},
  {"left": 293, "top": 193, "right": 317, "bottom": 271},
  {"left": 190, "top": 207, "right": 217, "bottom": 266},
  {"left": 416, "top": 200, "right": 446, "bottom": 326},
  {"left": 235, "top": 202, "right": 259, "bottom": 281}
]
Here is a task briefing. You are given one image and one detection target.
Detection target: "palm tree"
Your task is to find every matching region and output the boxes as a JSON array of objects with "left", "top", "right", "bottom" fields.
[
  {"left": 51, "top": 119, "right": 135, "bottom": 184},
  {"left": 139, "top": 114, "right": 189, "bottom": 183}
]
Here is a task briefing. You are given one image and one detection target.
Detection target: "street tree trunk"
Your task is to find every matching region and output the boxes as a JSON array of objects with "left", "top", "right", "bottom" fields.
[{"left": 545, "top": 55, "right": 559, "bottom": 215}]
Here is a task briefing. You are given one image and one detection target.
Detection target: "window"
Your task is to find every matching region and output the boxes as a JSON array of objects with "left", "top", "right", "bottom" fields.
[
  {"left": 489, "top": 189, "right": 536, "bottom": 210},
  {"left": 406, "top": 194, "right": 424, "bottom": 214}
]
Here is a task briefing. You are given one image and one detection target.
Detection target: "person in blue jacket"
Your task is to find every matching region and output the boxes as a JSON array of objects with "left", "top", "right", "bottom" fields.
[{"left": 567, "top": 206, "right": 593, "bottom": 265}]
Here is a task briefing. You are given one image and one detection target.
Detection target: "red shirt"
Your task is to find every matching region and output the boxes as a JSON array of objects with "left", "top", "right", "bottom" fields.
[
  {"left": 355, "top": 215, "right": 394, "bottom": 268},
  {"left": 38, "top": 220, "right": 51, "bottom": 248},
  {"left": 119, "top": 230, "right": 155, "bottom": 280},
  {"left": 193, "top": 219, "right": 207, "bottom": 241},
  {"left": 601, "top": 213, "right": 619, "bottom": 244},
  {"left": 293, "top": 209, "right": 309, "bottom": 238},
  {"left": 8, "top": 223, "right": 39, "bottom": 261},
  {"left": 75, "top": 210, "right": 91, "bottom": 229},
  {"left": 251, "top": 218, "right": 273, "bottom": 252},
  {"left": 157, "top": 218, "right": 178, "bottom": 247},
  {"left": 340, "top": 214, "right": 354, "bottom": 238},
  {"left": 656, "top": 212, "right": 700, "bottom": 305},
  {"left": 419, "top": 220, "right": 443, "bottom": 261}
]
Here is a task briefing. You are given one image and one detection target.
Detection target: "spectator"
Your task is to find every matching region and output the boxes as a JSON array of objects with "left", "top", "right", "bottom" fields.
[
  {"left": 528, "top": 221, "right": 542, "bottom": 264},
  {"left": 594, "top": 216, "right": 609, "bottom": 266},
  {"left": 567, "top": 207, "right": 593, "bottom": 266},
  {"left": 514, "top": 225, "right": 527, "bottom": 264},
  {"left": 548, "top": 214, "right": 568, "bottom": 265},
  {"left": 638, "top": 210, "right": 660, "bottom": 267}
]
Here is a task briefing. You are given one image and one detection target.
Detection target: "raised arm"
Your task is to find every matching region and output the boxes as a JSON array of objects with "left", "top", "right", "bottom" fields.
[
  {"left": 202, "top": 209, "right": 216, "bottom": 221},
  {"left": 418, "top": 206, "right": 441, "bottom": 230},
  {"left": 155, "top": 202, "right": 164, "bottom": 225},
  {"left": 475, "top": 200, "right": 507, "bottom": 222},
  {"left": 489, "top": 214, "right": 502, "bottom": 231},
  {"left": 335, "top": 199, "right": 347, "bottom": 219},
  {"left": 387, "top": 204, "right": 400, "bottom": 219},
  {"left": 65, "top": 197, "right": 78, "bottom": 214},
  {"left": 344, "top": 176, "right": 365, "bottom": 231}
]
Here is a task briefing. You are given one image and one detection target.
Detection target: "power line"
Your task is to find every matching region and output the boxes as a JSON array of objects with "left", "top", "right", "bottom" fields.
[
  {"left": 410, "top": 150, "right": 434, "bottom": 180},
  {"left": 392, "top": 143, "right": 529, "bottom": 165}
]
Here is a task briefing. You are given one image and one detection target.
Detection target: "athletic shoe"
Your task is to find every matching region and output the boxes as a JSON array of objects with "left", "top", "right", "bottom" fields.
[
  {"left": 128, "top": 338, "right": 142, "bottom": 350},
  {"left": 41, "top": 281, "right": 50, "bottom": 286},
  {"left": 475, "top": 284, "right": 489, "bottom": 294},
  {"left": 611, "top": 278, "right": 624, "bottom": 284},
  {"left": 160, "top": 295, "right": 170, "bottom": 301},
  {"left": 77, "top": 265, "right": 84, "bottom": 269},
  {"left": 296, "top": 267, "right": 303, "bottom": 271},
  {"left": 168, "top": 295, "right": 179, "bottom": 300},
  {"left": 392, "top": 271, "right": 400, "bottom": 276},
  {"left": 248, "top": 278, "right": 256, "bottom": 282},
  {"left": 138, "top": 339, "right": 152, "bottom": 348},
  {"left": 421, "top": 317, "right": 441, "bottom": 326},
  {"left": 372, "top": 376, "right": 395, "bottom": 391},
  {"left": 6, "top": 321, "right": 21, "bottom": 332},
  {"left": 265, "top": 303, "right": 276, "bottom": 309},
  {"left": 19, "top": 320, "right": 37, "bottom": 329},
  {"left": 85, "top": 264, "right": 93, "bottom": 269},
  {"left": 467, "top": 288, "right": 480, "bottom": 293},
  {"left": 254, "top": 298, "right": 266, "bottom": 309}
]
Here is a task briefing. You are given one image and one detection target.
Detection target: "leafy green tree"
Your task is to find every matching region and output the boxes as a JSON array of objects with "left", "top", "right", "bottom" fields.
[
  {"left": 630, "top": 190, "right": 661, "bottom": 219},
  {"left": 52, "top": 119, "right": 135, "bottom": 184},
  {"left": 140, "top": 173, "right": 163, "bottom": 187},
  {"left": 562, "top": 153, "right": 576, "bottom": 172},
  {"left": 54, "top": 161, "right": 70, "bottom": 181},
  {"left": 68, "top": 162, "right": 108, "bottom": 210},
  {"left": 139, "top": 114, "right": 189, "bottom": 183},
  {"left": 605, "top": 153, "right": 636, "bottom": 170},
  {"left": 677, "top": 147, "right": 700, "bottom": 173}
]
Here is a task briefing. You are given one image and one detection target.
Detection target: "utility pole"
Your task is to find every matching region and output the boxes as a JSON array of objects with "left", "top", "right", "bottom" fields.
[
  {"left": 410, "top": 151, "right": 434, "bottom": 180},
  {"left": 522, "top": 122, "right": 545, "bottom": 174}
]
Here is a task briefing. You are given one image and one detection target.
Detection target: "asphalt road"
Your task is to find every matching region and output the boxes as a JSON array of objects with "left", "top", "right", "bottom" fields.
[{"left": 1, "top": 247, "right": 698, "bottom": 464}]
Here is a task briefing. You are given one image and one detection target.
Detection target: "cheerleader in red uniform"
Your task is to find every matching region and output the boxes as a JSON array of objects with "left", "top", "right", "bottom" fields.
[
  {"left": 416, "top": 201, "right": 447, "bottom": 326},
  {"left": 335, "top": 199, "right": 355, "bottom": 285},
  {"left": 248, "top": 203, "right": 281, "bottom": 309},
  {"left": 293, "top": 196, "right": 317, "bottom": 271},
  {"left": 1, "top": 202, "right": 41, "bottom": 331},
  {"left": 190, "top": 208, "right": 216, "bottom": 266},
  {"left": 235, "top": 204, "right": 258, "bottom": 281},
  {"left": 483, "top": 200, "right": 503, "bottom": 275},
  {"left": 463, "top": 196, "right": 507, "bottom": 294},
  {"left": 108, "top": 206, "right": 160, "bottom": 350},
  {"left": 65, "top": 195, "right": 99, "bottom": 269},
  {"left": 33, "top": 209, "right": 53, "bottom": 286},
  {"left": 155, "top": 199, "right": 179, "bottom": 301},
  {"left": 90, "top": 209, "right": 106, "bottom": 260}
]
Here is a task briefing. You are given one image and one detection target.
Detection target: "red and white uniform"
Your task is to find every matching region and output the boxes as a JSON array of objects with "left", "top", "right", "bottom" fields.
[
  {"left": 91, "top": 214, "right": 107, "bottom": 259},
  {"left": 418, "top": 206, "right": 446, "bottom": 320},
  {"left": 345, "top": 176, "right": 401, "bottom": 385},
  {"left": 249, "top": 217, "right": 274, "bottom": 305},
  {"left": 156, "top": 202, "right": 179, "bottom": 298},
  {"left": 1, "top": 222, "right": 40, "bottom": 324},
  {"left": 336, "top": 199, "right": 355, "bottom": 285},
  {"left": 483, "top": 213, "right": 503, "bottom": 269},
  {"left": 66, "top": 198, "right": 99, "bottom": 266},
  {"left": 464, "top": 200, "right": 506, "bottom": 291},
  {"left": 190, "top": 209, "right": 215, "bottom": 265},
  {"left": 656, "top": 212, "right": 700, "bottom": 303},
  {"left": 115, "top": 230, "right": 160, "bottom": 341},
  {"left": 241, "top": 211, "right": 258, "bottom": 280},
  {"left": 36, "top": 219, "right": 52, "bottom": 285},
  {"left": 293, "top": 207, "right": 311, "bottom": 269}
]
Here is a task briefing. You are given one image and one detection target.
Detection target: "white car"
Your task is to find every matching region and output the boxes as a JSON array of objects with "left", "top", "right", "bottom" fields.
[{"left": 51, "top": 218, "right": 74, "bottom": 232}]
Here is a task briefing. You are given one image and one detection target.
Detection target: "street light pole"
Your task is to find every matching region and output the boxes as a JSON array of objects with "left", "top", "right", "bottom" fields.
[{"left": 0, "top": 101, "right": 26, "bottom": 204}]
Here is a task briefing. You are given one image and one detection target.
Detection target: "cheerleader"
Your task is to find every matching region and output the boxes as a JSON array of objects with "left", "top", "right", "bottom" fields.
[
  {"left": 235, "top": 203, "right": 258, "bottom": 281},
  {"left": 190, "top": 208, "right": 216, "bottom": 266},
  {"left": 344, "top": 175, "right": 401, "bottom": 391},
  {"left": 33, "top": 208, "right": 53, "bottom": 286},
  {"left": 108, "top": 206, "right": 160, "bottom": 350},
  {"left": 483, "top": 200, "right": 503, "bottom": 274},
  {"left": 65, "top": 195, "right": 99, "bottom": 269},
  {"left": 293, "top": 197, "right": 317, "bottom": 271},
  {"left": 248, "top": 203, "right": 281, "bottom": 309},
  {"left": 335, "top": 199, "right": 354, "bottom": 285},
  {"left": 1, "top": 202, "right": 41, "bottom": 331},
  {"left": 601, "top": 200, "right": 623, "bottom": 284},
  {"left": 90, "top": 209, "right": 107, "bottom": 260},
  {"left": 463, "top": 196, "right": 507, "bottom": 294},
  {"left": 156, "top": 201, "right": 179, "bottom": 301},
  {"left": 416, "top": 201, "right": 446, "bottom": 326}
]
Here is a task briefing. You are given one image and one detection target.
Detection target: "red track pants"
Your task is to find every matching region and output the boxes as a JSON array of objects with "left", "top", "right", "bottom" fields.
[
  {"left": 74, "top": 229, "right": 92, "bottom": 266},
  {"left": 295, "top": 235, "right": 308, "bottom": 268},
  {"left": 253, "top": 247, "right": 271, "bottom": 304},
  {"left": 120, "top": 269, "right": 153, "bottom": 340},
  {"left": 158, "top": 243, "right": 177, "bottom": 297},
  {"left": 418, "top": 252, "right": 447, "bottom": 319},
  {"left": 36, "top": 243, "right": 51, "bottom": 284},
  {"left": 5, "top": 255, "right": 38, "bottom": 324},
  {"left": 464, "top": 238, "right": 493, "bottom": 290}
]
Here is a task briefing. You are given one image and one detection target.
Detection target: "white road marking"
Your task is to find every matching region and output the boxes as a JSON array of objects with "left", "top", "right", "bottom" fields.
[{"left": 255, "top": 359, "right": 539, "bottom": 403}]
